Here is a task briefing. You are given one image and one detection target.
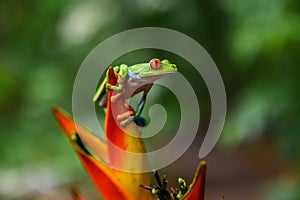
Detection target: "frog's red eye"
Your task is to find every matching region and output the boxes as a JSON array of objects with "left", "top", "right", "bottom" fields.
[{"left": 150, "top": 58, "right": 161, "bottom": 70}]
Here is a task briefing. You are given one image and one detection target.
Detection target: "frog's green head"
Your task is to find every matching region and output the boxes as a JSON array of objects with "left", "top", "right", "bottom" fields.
[{"left": 129, "top": 58, "right": 177, "bottom": 78}]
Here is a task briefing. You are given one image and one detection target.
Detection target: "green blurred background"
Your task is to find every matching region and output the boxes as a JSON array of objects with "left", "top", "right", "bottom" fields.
[{"left": 0, "top": 0, "right": 299, "bottom": 199}]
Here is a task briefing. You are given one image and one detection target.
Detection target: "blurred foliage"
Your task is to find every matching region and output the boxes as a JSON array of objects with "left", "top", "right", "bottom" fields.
[{"left": 0, "top": 0, "right": 299, "bottom": 199}]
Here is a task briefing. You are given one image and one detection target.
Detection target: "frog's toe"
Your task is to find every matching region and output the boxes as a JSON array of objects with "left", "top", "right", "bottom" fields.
[
  {"left": 117, "top": 111, "right": 131, "bottom": 121},
  {"left": 120, "top": 118, "right": 132, "bottom": 127},
  {"left": 110, "top": 90, "right": 125, "bottom": 103}
]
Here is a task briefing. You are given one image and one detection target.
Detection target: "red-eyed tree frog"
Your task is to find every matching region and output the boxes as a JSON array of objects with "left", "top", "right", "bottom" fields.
[{"left": 93, "top": 58, "right": 177, "bottom": 127}]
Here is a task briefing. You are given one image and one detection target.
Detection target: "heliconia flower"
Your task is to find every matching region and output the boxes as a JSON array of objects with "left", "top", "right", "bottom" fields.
[
  {"left": 141, "top": 161, "right": 207, "bottom": 200},
  {"left": 52, "top": 67, "right": 207, "bottom": 200}
]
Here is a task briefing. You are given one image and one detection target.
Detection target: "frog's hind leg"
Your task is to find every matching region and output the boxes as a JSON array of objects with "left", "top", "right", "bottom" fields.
[
  {"left": 98, "top": 93, "right": 108, "bottom": 107},
  {"left": 132, "top": 93, "right": 148, "bottom": 126},
  {"left": 117, "top": 94, "right": 149, "bottom": 127}
]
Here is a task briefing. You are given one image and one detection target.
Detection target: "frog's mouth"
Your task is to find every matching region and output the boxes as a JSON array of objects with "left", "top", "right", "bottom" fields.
[
  {"left": 140, "top": 66, "right": 178, "bottom": 77},
  {"left": 137, "top": 71, "right": 177, "bottom": 83}
]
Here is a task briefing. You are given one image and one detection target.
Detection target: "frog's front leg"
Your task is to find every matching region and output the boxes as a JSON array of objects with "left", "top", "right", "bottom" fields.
[
  {"left": 106, "top": 75, "right": 124, "bottom": 92},
  {"left": 109, "top": 76, "right": 125, "bottom": 103},
  {"left": 107, "top": 64, "right": 128, "bottom": 103}
]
